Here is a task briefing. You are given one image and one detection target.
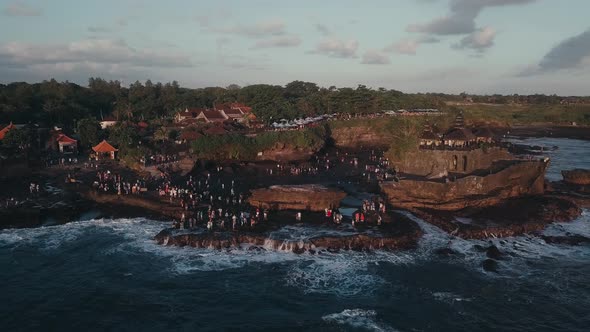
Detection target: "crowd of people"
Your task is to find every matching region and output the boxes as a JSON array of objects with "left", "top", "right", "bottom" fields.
[
  {"left": 141, "top": 154, "right": 179, "bottom": 167},
  {"left": 92, "top": 170, "right": 147, "bottom": 195}
]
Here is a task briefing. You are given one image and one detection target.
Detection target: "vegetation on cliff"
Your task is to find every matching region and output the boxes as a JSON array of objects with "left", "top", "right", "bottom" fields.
[{"left": 191, "top": 126, "right": 327, "bottom": 160}]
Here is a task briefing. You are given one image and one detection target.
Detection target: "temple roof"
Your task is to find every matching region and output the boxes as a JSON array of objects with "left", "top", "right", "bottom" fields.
[{"left": 92, "top": 140, "right": 118, "bottom": 153}]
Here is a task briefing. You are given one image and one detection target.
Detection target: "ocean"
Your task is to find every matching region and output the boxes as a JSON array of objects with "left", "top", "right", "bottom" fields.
[{"left": 1, "top": 138, "right": 589, "bottom": 332}]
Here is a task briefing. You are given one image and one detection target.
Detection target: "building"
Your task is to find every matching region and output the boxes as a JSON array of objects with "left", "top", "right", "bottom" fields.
[
  {"left": 474, "top": 128, "right": 496, "bottom": 144},
  {"left": 100, "top": 116, "right": 118, "bottom": 129},
  {"left": 175, "top": 108, "right": 204, "bottom": 123},
  {"left": 92, "top": 140, "right": 118, "bottom": 160},
  {"left": 56, "top": 134, "right": 78, "bottom": 154},
  {"left": 195, "top": 109, "right": 228, "bottom": 123},
  {"left": 419, "top": 129, "right": 441, "bottom": 148},
  {"left": 443, "top": 128, "right": 477, "bottom": 148}
]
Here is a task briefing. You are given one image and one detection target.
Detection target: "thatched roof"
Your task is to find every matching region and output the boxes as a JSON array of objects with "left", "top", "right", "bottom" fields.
[
  {"left": 474, "top": 127, "right": 495, "bottom": 138},
  {"left": 420, "top": 130, "right": 439, "bottom": 140},
  {"left": 444, "top": 128, "right": 476, "bottom": 141}
]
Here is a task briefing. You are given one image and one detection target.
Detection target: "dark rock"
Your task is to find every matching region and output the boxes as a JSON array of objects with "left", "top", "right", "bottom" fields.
[
  {"left": 562, "top": 169, "right": 590, "bottom": 186},
  {"left": 485, "top": 245, "right": 504, "bottom": 260},
  {"left": 482, "top": 259, "right": 499, "bottom": 273},
  {"left": 541, "top": 235, "right": 590, "bottom": 246},
  {"left": 434, "top": 247, "right": 460, "bottom": 256}
]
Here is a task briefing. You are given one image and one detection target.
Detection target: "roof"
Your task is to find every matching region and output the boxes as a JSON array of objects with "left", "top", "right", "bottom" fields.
[
  {"left": 0, "top": 122, "right": 14, "bottom": 140},
  {"left": 420, "top": 130, "right": 439, "bottom": 140},
  {"left": 474, "top": 127, "right": 495, "bottom": 138},
  {"left": 444, "top": 128, "right": 476, "bottom": 141},
  {"left": 201, "top": 109, "right": 228, "bottom": 121},
  {"left": 222, "top": 108, "right": 243, "bottom": 116},
  {"left": 101, "top": 116, "right": 117, "bottom": 122},
  {"left": 180, "top": 130, "right": 203, "bottom": 141},
  {"left": 92, "top": 140, "right": 118, "bottom": 153},
  {"left": 137, "top": 121, "right": 149, "bottom": 129},
  {"left": 56, "top": 134, "right": 77, "bottom": 144},
  {"left": 204, "top": 126, "right": 227, "bottom": 135}
]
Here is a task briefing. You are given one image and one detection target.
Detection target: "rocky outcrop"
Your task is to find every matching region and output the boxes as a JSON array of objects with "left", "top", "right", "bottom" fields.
[
  {"left": 412, "top": 196, "right": 582, "bottom": 239},
  {"left": 255, "top": 145, "right": 316, "bottom": 162},
  {"left": 155, "top": 218, "right": 422, "bottom": 253},
  {"left": 392, "top": 148, "right": 515, "bottom": 177},
  {"left": 381, "top": 159, "right": 549, "bottom": 211},
  {"left": 248, "top": 185, "right": 347, "bottom": 212},
  {"left": 562, "top": 169, "right": 590, "bottom": 185}
]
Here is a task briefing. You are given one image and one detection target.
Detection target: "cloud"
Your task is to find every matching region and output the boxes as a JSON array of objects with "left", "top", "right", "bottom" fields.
[
  {"left": 384, "top": 36, "right": 440, "bottom": 55},
  {"left": 0, "top": 39, "right": 192, "bottom": 70},
  {"left": 519, "top": 28, "right": 590, "bottom": 76},
  {"left": 453, "top": 26, "right": 496, "bottom": 51},
  {"left": 215, "top": 20, "right": 286, "bottom": 38},
  {"left": 309, "top": 38, "right": 359, "bottom": 58},
  {"left": 361, "top": 50, "right": 390, "bottom": 65},
  {"left": 407, "top": 0, "right": 535, "bottom": 35},
  {"left": 2, "top": 1, "right": 42, "bottom": 17},
  {"left": 314, "top": 23, "right": 331, "bottom": 36},
  {"left": 386, "top": 39, "right": 419, "bottom": 55},
  {"left": 251, "top": 35, "right": 302, "bottom": 49}
]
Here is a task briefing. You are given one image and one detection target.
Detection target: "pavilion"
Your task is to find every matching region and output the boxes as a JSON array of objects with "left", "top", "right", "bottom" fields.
[{"left": 92, "top": 140, "right": 118, "bottom": 160}]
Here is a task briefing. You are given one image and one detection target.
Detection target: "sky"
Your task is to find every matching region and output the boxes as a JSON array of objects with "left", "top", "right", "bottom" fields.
[{"left": 0, "top": 0, "right": 589, "bottom": 95}]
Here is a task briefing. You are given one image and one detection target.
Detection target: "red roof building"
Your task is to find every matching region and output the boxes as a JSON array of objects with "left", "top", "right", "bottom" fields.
[
  {"left": 92, "top": 140, "right": 118, "bottom": 160},
  {"left": 196, "top": 110, "right": 228, "bottom": 123},
  {"left": 56, "top": 134, "right": 78, "bottom": 154}
]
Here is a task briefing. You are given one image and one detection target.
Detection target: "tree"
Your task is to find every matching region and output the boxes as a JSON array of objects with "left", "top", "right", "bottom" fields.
[
  {"left": 77, "top": 118, "right": 101, "bottom": 148},
  {"left": 2, "top": 127, "right": 33, "bottom": 152}
]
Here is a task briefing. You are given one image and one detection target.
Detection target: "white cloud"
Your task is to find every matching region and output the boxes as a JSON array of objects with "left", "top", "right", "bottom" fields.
[
  {"left": 0, "top": 39, "right": 192, "bottom": 69},
  {"left": 251, "top": 36, "right": 302, "bottom": 49},
  {"left": 309, "top": 38, "right": 359, "bottom": 58},
  {"left": 2, "top": 1, "right": 42, "bottom": 17},
  {"left": 314, "top": 23, "right": 331, "bottom": 36},
  {"left": 453, "top": 27, "right": 496, "bottom": 51},
  {"left": 386, "top": 39, "right": 420, "bottom": 55},
  {"left": 361, "top": 50, "right": 390, "bottom": 65}
]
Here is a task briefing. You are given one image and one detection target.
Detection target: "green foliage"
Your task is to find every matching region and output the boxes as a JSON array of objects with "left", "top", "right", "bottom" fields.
[
  {"left": 76, "top": 118, "right": 101, "bottom": 149},
  {"left": 2, "top": 127, "right": 33, "bottom": 152},
  {"left": 191, "top": 126, "right": 327, "bottom": 161},
  {"left": 106, "top": 123, "right": 140, "bottom": 157}
]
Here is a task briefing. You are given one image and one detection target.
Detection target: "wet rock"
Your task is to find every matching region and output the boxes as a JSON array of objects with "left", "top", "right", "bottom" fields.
[
  {"left": 434, "top": 247, "right": 460, "bottom": 257},
  {"left": 485, "top": 245, "right": 504, "bottom": 260},
  {"left": 482, "top": 259, "right": 499, "bottom": 273},
  {"left": 541, "top": 235, "right": 590, "bottom": 246}
]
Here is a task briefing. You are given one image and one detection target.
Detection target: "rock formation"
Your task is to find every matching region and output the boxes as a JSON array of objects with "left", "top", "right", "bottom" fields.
[
  {"left": 381, "top": 159, "right": 549, "bottom": 211},
  {"left": 562, "top": 169, "right": 590, "bottom": 185},
  {"left": 248, "top": 185, "right": 347, "bottom": 212}
]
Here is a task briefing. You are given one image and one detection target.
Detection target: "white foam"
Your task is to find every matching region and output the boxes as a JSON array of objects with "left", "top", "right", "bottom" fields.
[
  {"left": 432, "top": 291, "right": 473, "bottom": 303},
  {"left": 322, "top": 309, "right": 397, "bottom": 332}
]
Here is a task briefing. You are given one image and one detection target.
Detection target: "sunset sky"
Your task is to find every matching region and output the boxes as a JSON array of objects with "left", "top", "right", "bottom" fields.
[{"left": 1, "top": 0, "right": 589, "bottom": 95}]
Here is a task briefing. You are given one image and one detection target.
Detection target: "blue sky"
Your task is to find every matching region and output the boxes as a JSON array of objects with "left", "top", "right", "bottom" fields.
[{"left": 0, "top": 0, "right": 589, "bottom": 95}]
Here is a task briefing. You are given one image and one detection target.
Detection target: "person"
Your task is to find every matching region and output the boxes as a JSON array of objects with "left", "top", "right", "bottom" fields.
[
  {"left": 377, "top": 214, "right": 382, "bottom": 226},
  {"left": 296, "top": 211, "right": 302, "bottom": 221}
]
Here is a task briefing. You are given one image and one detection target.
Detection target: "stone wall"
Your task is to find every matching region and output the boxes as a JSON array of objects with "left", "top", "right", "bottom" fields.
[
  {"left": 381, "top": 159, "right": 549, "bottom": 211},
  {"left": 248, "top": 185, "right": 347, "bottom": 211},
  {"left": 392, "top": 147, "right": 514, "bottom": 177}
]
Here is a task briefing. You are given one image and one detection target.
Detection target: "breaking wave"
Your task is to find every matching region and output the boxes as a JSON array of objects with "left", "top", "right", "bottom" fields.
[{"left": 322, "top": 309, "right": 397, "bottom": 332}]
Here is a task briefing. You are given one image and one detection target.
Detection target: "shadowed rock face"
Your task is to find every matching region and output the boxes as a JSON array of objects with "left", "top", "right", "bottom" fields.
[
  {"left": 155, "top": 230, "right": 419, "bottom": 252},
  {"left": 248, "top": 185, "right": 347, "bottom": 212},
  {"left": 562, "top": 169, "right": 590, "bottom": 185},
  {"left": 154, "top": 227, "right": 422, "bottom": 253},
  {"left": 413, "top": 196, "right": 582, "bottom": 240},
  {"left": 381, "top": 160, "right": 549, "bottom": 211}
]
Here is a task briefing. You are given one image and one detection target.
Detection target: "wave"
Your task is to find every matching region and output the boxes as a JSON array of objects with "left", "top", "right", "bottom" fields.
[{"left": 322, "top": 309, "right": 398, "bottom": 332}]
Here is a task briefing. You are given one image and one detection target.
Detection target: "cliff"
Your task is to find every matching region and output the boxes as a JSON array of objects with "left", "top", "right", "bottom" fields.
[
  {"left": 248, "top": 184, "right": 347, "bottom": 212},
  {"left": 381, "top": 159, "right": 549, "bottom": 211},
  {"left": 392, "top": 147, "right": 514, "bottom": 177}
]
